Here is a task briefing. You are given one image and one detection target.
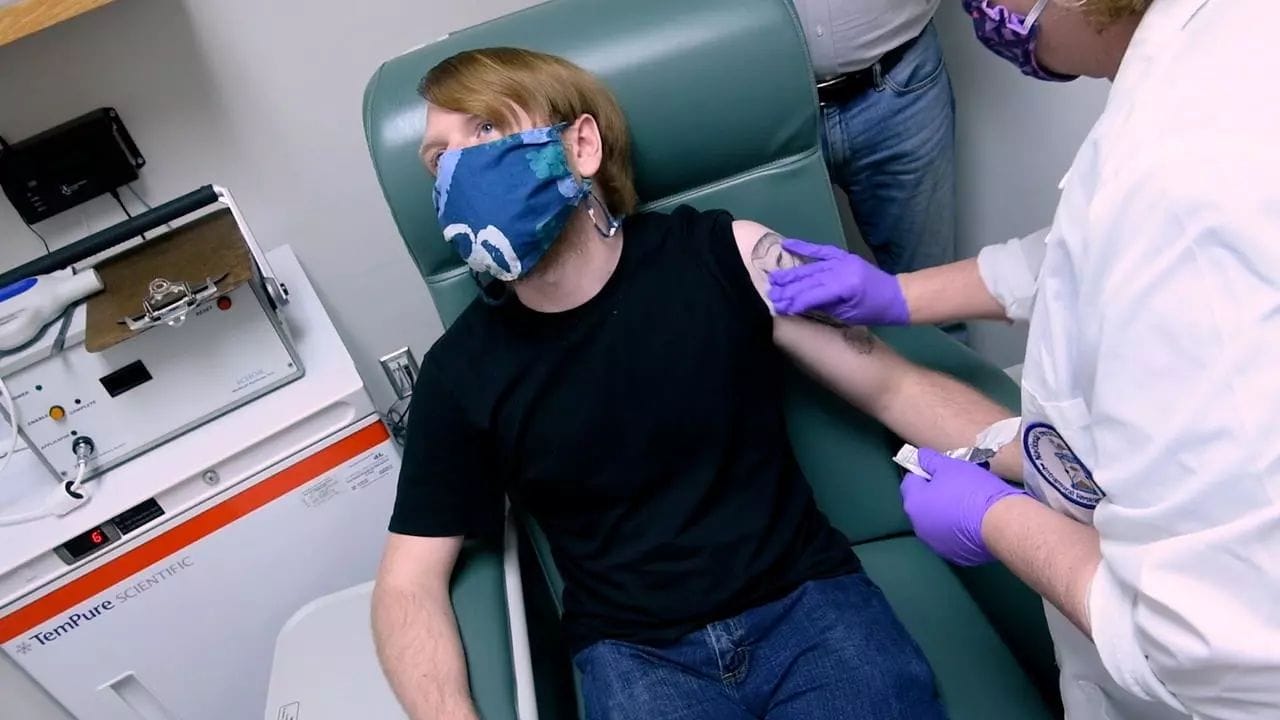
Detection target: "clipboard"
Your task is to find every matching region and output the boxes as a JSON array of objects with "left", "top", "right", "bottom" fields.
[{"left": 84, "top": 209, "right": 255, "bottom": 353}]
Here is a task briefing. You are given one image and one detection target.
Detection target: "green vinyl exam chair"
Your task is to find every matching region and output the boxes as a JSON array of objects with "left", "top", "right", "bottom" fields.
[{"left": 362, "top": 0, "right": 1060, "bottom": 717}]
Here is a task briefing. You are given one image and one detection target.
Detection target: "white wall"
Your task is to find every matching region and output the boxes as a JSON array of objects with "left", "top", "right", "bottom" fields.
[
  {"left": 0, "top": 1, "right": 1112, "bottom": 716},
  {"left": 0, "top": 0, "right": 537, "bottom": 411},
  {"left": 934, "top": 1, "right": 1109, "bottom": 367},
  {"left": 0, "top": 1, "right": 537, "bottom": 716},
  {"left": 0, "top": 1, "right": 1112, "bottom": 383}
]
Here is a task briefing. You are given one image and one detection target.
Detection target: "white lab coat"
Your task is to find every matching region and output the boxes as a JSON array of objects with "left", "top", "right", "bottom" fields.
[{"left": 976, "top": 0, "right": 1280, "bottom": 717}]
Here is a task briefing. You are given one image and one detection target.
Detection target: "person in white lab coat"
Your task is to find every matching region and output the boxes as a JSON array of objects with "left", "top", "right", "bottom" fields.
[{"left": 765, "top": 0, "right": 1280, "bottom": 717}]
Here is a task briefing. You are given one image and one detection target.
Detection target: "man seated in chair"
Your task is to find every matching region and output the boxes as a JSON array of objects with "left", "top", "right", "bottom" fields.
[{"left": 375, "top": 47, "right": 1017, "bottom": 720}]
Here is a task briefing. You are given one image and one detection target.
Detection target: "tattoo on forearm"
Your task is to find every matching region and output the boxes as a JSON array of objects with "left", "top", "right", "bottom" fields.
[
  {"left": 752, "top": 231, "right": 874, "bottom": 354},
  {"left": 839, "top": 325, "right": 875, "bottom": 354}
]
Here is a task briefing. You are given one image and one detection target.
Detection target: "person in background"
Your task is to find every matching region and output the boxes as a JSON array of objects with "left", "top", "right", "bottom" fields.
[
  {"left": 791, "top": 1, "right": 955, "bottom": 277},
  {"left": 769, "top": 0, "right": 1280, "bottom": 718}
]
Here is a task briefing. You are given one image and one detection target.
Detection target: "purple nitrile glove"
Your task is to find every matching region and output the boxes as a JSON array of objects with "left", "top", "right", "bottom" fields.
[
  {"left": 900, "top": 448, "right": 1030, "bottom": 566},
  {"left": 766, "top": 238, "right": 910, "bottom": 326}
]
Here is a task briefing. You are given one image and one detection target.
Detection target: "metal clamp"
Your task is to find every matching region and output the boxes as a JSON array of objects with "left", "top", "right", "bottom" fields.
[
  {"left": 122, "top": 275, "right": 226, "bottom": 331},
  {"left": 213, "top": 185, "right": 289, "bottom": 309}
]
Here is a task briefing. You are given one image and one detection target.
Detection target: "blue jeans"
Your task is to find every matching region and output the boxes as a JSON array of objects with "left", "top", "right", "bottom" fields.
[
  {"left": 573, "top": 573, "right": 947, "bottom": 720},
  {"left": 821, "top": 22, "right": 956, "bottom": 275}
]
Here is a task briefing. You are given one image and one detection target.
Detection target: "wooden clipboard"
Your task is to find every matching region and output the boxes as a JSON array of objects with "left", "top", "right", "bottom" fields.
[{"left": 84, "top": 208, "right": 255, "bottom": 353}]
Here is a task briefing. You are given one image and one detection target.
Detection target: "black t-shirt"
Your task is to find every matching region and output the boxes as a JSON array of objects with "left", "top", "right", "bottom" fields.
[{"left": 391, "top": 206, "right": 859, "bottom": 653}]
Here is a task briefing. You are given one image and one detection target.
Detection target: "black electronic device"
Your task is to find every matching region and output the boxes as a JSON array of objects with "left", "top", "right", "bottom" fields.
[{"left": 0, "top": 107, "right": 146, "bottom": 225}]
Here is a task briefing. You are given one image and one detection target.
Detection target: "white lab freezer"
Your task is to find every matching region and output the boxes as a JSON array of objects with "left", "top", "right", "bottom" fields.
[{"left": 0, "top": 246, "right": 401, "bottom": 720}]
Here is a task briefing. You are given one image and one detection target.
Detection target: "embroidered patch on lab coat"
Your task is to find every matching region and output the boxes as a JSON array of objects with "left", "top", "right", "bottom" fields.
[{"left": 1024, "top": 422, "right": 1104, "bottom": 509}]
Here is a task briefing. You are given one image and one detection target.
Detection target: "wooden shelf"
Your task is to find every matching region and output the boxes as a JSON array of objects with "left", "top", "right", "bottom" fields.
[{"left": 0, "top": 0, "right": 115, "bottom": 47}]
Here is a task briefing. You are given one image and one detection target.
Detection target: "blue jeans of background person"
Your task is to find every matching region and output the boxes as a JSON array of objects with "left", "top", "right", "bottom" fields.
[
  {"left": 821, "top": 22, "right": 956, "bottom": 276},
  {"left": 573, "top": 572, "right": 948, "bottom": 720}
]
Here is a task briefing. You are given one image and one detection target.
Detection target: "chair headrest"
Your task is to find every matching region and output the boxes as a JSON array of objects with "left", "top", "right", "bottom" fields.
[{"left": 363, "top": 0, "right": 819, "bottom": 278}]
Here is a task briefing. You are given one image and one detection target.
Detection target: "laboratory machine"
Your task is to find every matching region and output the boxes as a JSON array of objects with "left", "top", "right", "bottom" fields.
[{"left": 0, "top": 196, "right": 403, "bottom": 719}]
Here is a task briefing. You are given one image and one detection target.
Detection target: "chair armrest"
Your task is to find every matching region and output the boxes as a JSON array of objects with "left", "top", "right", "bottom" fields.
[{"left": 452, "top": 540, "right": 520, "bottom": 720}]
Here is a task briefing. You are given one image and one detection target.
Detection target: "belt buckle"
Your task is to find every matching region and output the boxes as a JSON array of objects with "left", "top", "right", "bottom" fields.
[{"left": 816, "top": 75, "right": 845, "bottom": 107}]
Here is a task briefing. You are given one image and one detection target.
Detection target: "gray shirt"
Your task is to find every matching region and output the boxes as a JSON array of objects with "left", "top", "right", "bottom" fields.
[{"left": 790, "top": 0, "right": 940, "bottom": 79}]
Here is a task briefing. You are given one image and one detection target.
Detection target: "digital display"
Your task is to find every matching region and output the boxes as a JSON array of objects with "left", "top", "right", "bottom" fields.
[
  {"left": 100, "top": 360, "right": 152, "bottom": 397},
  {"left": 61, "top": 526, "right": 113, "bottom": 560}
]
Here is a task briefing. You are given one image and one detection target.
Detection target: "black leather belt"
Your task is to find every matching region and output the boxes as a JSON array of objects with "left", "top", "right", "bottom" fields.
[{"left": 816, "top": 32, "right": 921, "bottom": 107}]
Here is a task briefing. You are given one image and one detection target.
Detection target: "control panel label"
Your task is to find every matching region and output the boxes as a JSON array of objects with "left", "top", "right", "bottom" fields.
[{"left": 299, "top": 448, "right": 394, "bottom": 510}]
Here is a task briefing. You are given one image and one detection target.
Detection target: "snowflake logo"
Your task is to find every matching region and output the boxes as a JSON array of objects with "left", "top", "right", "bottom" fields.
[{"left": 15, "top": 641, "right": 32, "bottom": 655}]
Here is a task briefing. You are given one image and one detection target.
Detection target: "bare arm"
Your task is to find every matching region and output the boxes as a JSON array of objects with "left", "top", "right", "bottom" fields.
[
  {"left": 734, "top": 222, "right": 1021, "bottom": 480},
  {"left": 899, "top": 258, "right": 1010, "bottom": 324},
  {"left": 983, "top": 496, "right": 1100, "bottom": 634},
  {"left": 900, "top": 226, "right": 1054, "bottom": 325},
  {"left": 372, "top": 533, "right": 479, "bottom": 720}
]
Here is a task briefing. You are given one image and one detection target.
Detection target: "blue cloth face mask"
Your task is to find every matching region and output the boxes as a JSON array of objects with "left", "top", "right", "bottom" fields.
[{"left": 433, "top": 122, "right": 593, "bottom": 282}]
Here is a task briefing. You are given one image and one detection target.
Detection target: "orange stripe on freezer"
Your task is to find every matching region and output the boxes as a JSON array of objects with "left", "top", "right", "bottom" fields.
[{"left": 0, "top": 421, "right": 389, "bottom": 644}]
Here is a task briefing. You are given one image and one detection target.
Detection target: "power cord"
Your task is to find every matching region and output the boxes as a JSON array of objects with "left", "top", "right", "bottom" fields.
[
  {"left": 0, "top": 375, "right": 97, "bottom": 525},
  {"left": 0, "top": 435, "right": 96, "bottom": 526},
  {"left": 385, "top": 396, "right": 411, "bottom": 447},
  {"left": 124, "top": 184, "right": 174, "bottom": 231},
  {"left": 109, "top": 188, "right": 146, "bottom": 241},
  {"left": 26, "top": 224, "right": 51, "bottom": 254},
  {"left": 0, "top": 133, "right": 49, "bottom": 255},
  {"left": 111, "top": 189, "right": 130, "bottom": 218}
]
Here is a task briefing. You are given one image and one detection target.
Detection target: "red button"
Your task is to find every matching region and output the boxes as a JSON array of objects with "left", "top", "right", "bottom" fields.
[{"left": 216, "top": 296, "right": 232, "bottom": 311}]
